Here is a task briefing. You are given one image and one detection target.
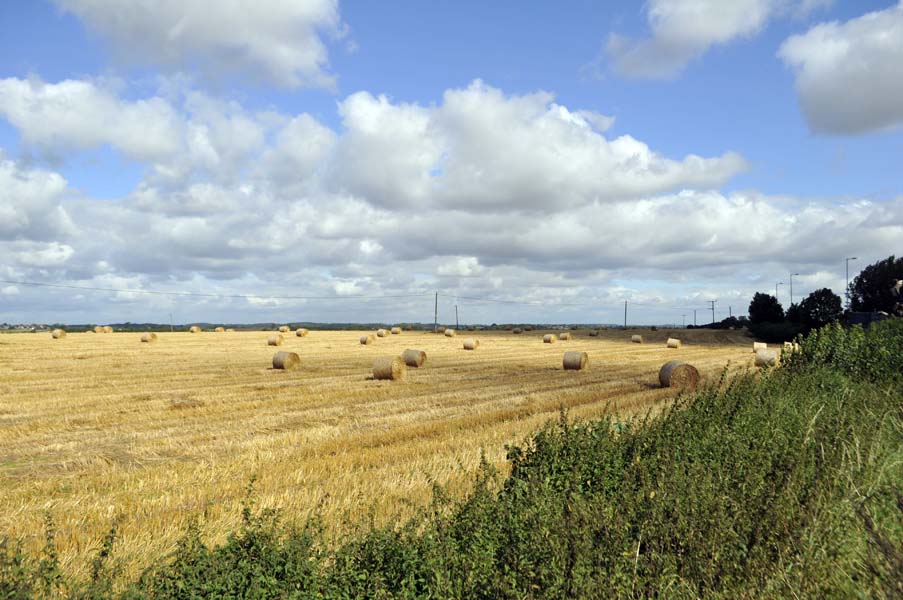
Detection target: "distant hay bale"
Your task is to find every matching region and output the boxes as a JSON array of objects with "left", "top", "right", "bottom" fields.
[
  {"left": 588, "top": 330, "right": 599, "bottom": 337},
  {"left": 140, "top": 332, "right": 157, "bottom": 343},
  {"left": 373, "top": 356, "right": 406, "bottom": 381},
  {"left": 272, "top": 351, "right": 300, "bottom": 370},
  {"left": 525, "top": 326, "right": 534, "bottom": 331},
  {"left": 559, "top": 332, "right": 572, "bottom": 341},
  {"left": 376, "top": 329, "right": 389, "bottom": 337},
  {"left": 631, "top": 335, "right": 644, "bottom": 344},
  {"left": 189, "top": 326, "right": 200, "bottom": 333},
  {"left": 467, "top": 326, "right": 475, "bottom": 331},
  {"left": 444, "top": 329, "right": 456, "bottom": 337},
  {"left": 267, "top": 334, "right": 284, "bottom": 346},
  {"left": 103, "top": 326, "right": 113, "bottom": 333},
  {"left": 278, "top": 325, "right": 290, "bottom": 333},
  {"left": 214, "top": 327, "right": 225, "bottom": 332},
  {"left": 563, "top": 351, "right": 588, "bottom": 370},
  {"left": 666, "top": 338, "right": 681, "bottom": 349},
  {"left": 51, "top": 329, "right": 66, "bottom": 339},
  {"left": 360, "top": 334, "right": 376, "bottom": 345},
  {"left": 659, "top": 361, "right": 700, "bottom": 389},
  {"left": 438, "top": 326, "right": 446, "bottom": 333},
  {"left": 543, "top": 334, "right": 558, "bottom": 344},
  {"left": 753, "top": 342, "right": 767, "bottom": 352},
  {"left": 390, "top": 327, "right": 402, "bottom": 335},
  {"left": 755, "top": 349, "right": 778, "bottom": 368},
  {"left": 226, "top": 328, "right": 236, "bottom": 332},
  {"left": 296, "top": 328, "right": 309, "bottom": 337},
  {"left": 463, "top": 338, "right": 480, "bottom": 350},
  {"left": 513, "top": 328, "right": 523, "bottom": 334},
  {"left": 402, "top": 348, "right": 427, "bottom": 367},
  {"left": 93, "top": 326, "right": 103, "bottom": 334}
]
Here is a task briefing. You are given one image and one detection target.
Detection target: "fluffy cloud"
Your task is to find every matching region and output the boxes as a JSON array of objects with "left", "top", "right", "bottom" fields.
[
  {"left": 0, "top": 155, "right": 75, "bottom": 241},
  {"left": 606, "top": 0, "right": 828, "bottom": 79},
  {"left": 778, "top": 1, "right": 903, "bottom": 134},
  {"left": 53, "top": 0, "right": 342, "bottom": 89}
]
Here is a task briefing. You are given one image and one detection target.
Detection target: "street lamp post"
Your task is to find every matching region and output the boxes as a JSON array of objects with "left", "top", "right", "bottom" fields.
[
  {"left": 776, "top": 282, "right": 784, "bottom": 304},
  {"left": 790, "top": 273, "right": 800, "bottom": 305},
  {"left": 845, "top": 257, "right": 858, "bottom": 310}
]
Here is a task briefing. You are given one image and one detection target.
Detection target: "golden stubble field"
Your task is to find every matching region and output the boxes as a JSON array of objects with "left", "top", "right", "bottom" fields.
[{"left": 0, "top": 327, "right": 754, "bottom": 579}]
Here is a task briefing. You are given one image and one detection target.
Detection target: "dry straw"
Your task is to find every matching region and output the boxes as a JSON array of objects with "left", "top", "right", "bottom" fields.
[
  {"left": 463, "top": 338, "right": 480, "bottom": 350},
  {"left": 753, "top": 342, "right": 767, "bottom": 352},
  {"left": 631, "top": 334, "right": 644, "bottom": 344},
  {"left": 93, "top": 326, "right": 103, "bottom": 334},
  {"left": 444, "top": 329, "right": 456, "bottom": 337},
  {"left": 296, "top": 328, "right": 309, "bottom": 337},
  {"left": 402, "top": 349, "right": 426, "bottom": 367},
  {"left": 226, "top": 328, "right": 236, "bottom": 333},
  {"left": 267, "top": 334, "right": 284, "bottom": 346},
  {"left": 272, "top": 351, "right": 301, "bottom": 370},
  {"left": 360, "top": 334, "right": 376, "bottom": 345},
  {"left": 563, "top": 351, "right": 588, "bottom": 370},
  {"left": 376, "top": 329, "right": 389, "bottom": 337},
  {"left": 559, "top": 332, "right": 572, "bottom": 341},
  {"left": 755, "top": 349, "right": 778, "bottom": 367},
  {"left": 51, "top": 329, "right": 66, "bottom": 339},
  {"left": 373, "top": 356, "right": 406, "bottom": 380},
  {"left": 189, "top": 326, "right": 200, "bottom": 333},
  {"left": 658, "top": 361, "right": 700, "bottom": 389},
  {"left": 140, "top": 332, "right": 157, "bottom": 343},
  {"left": 666, "top": 338, "right": 682, "bottom": 349},
  {"left": 543, "top": 334, "right": 558, "bottom": 344},
  {"left": 278, "top": 326, "right": 290, "bottom": 333},
  {"left": 103, "top": 326, "right": 113, "bottom": 333},
  {"left": 214, "top": 327, "right": 225, "bottom": 333},
  {"left": 390, "top": 327, "right": 402, "bottom": 335}
]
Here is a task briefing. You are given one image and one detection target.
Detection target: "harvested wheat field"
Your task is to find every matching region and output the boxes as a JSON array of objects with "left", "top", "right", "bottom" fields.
[{"left": 0, "top": 328, "right": 752, "bottom": 580}]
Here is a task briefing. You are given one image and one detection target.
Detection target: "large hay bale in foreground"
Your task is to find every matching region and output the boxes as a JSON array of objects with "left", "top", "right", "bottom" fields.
[
  {"left": 189, "top": 326, "right": 200, "bottom": 333},
  {"left": 631, "top": 334, "right": 644, "bottom": 344},
  {"left": 376, "top": 329, "right": 389, "bottom": 337},
  {"left": 753, "top": 341, "right": 767, "bottom": 352},
  {"left": 402, "top": 348, "right": 427, "bottom": 367},
  {"left": 267, "top": 334, "right": 284, "bottom": 346},
  {"left": 103, "top": 326, "right": 113, "bottom": 333},
  {"left": 272, "top": 351, "right": 300, "bottom": 370},
  {"left": 783, "top": 341, "right": 793, "bottom": 351},
  {"left": 463, "top": 338, "right": 480, "bottom": 350},
  {"left": 51, "top": 329, "right": 66, "bottom": 339},
  {"left": 755, "top": 349, "right": 778, "bottom": 367},
  {"left": 659, "top": 361, "right": 699, "bottom": 389},
  {"left": 93, "top": 326, "right": 103, "bottom": 334},
  {"left": 140, "top": 332, "right": 157, "bottom": 343},
  {"left": 563, "top": 351, "right": 588, "bottom": 370},
  {"left": 666, "top": 338, "right": 682, "bottom": 349},
  {"left": 360, "top": 334, "right": 375, "bottom": 345},
  {"left": 543, "top": 334, "right": 558, "bottom": 344},
  {"left": 373, "top": 356, "right": 406, "bottom": 380},
  {"left": 390, "top": 327, "right": 402, "bottom": 335},
  {"left": 444, "top": 329, "right": 456, "bottom": 337},
  {"left": 559, "top": 332, "right": 572, "bottom": 341},
  {"left": 295, "top": 328, "right": 309, "bottom": 337},
  {"left": 214, "top": 326, "right": 225, "bottom": 333}
]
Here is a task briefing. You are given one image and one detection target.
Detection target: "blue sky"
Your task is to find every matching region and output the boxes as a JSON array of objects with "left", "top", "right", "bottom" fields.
[{"left": 1, "top": 0, "right": 901, "bottom": 324}]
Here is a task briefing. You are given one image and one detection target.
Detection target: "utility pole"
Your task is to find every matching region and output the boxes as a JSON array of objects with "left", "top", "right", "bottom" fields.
[
  {"left": 789, "top": 273, "right": 800, "bottom": 305},
  {"left": 434, "top": 292, "right": 438, "bottom": 333},
  {"left": 693, "top": 309, "right": 697, "bottom": 326},
  {"left": 729, "top": 305, "right": 732, "bottom": 318},
  {"left": 776, "top": 282, "right": 784, "bottom": 304},
  {"left": 169, "top": 312, "right": 174, "bottom": 333},
  {"left": 455, "top": 304, "right": 459, "bottom": 329},
  {"left": 845, "top": 257, "right": 858, "bottom": 310},
  {"left": 682, "top": 314, "right": 686, "bottom": 327},
  {"left": 708, "top": 300, "right": 716, "bottom": 324},
  {"left": 624, "top": 300, "right": 627, "bottom": 328}
]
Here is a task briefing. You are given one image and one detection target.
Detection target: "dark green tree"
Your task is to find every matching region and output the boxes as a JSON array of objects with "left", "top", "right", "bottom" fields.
[
  {"left": 798, "top": 288, "right": 843, "bottom": 329},
  {"left": 849, "top": 255, "right": 903, "bottom": 312},
  {"left": 786, "top": 303, "right": 802, "bottom": 324},
  {"left": 748, "top": 293, "right": 784, "bottom": 324}
]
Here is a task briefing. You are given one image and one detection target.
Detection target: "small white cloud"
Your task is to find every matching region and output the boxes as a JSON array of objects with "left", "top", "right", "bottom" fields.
[{"left": 1, "top": 285, "right": 19, "bottom": 296}]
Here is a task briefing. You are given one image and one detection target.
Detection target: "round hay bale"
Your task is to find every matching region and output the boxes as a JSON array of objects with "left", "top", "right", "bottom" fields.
[
  {"left": 438, "top": 326, "right": 446, "bottom": 333},
  {"left": 525, "top": 326, "right": 534, "bottom": 331},
  {"left": 559, "top": 332, "right": 572, "bottom": 341},
  {"left": 783, "top": 341, "right": 793, "bottom": 352},
  {"left": 51, "top": 329, "right": 66, "bottom": 339},
  {"left": 360, "top": 334, "right": 375, "bottom": 345},
  {"left": 543, "top": 334, "right": 558, "bottom": 344},
  {"left": 376, "top": 329, "right": 388, "bottom": 337},
  {"left": 444, "top": 329, "right": 456, "bottom": 337},
  {"left": 752, "top": 341, "right": 767, "bottom": 352},
  {"left": 755, "top": 349, "right": 778, "bottom": 368},
  {"left": 563, "top": 351, "right": 588, "bottom": 370},
  {"left": 390, "top": 327, "right": 402, "bottom": 335},
  {"left": 463, "top": 338, "right": 480, "bottom": 350},
  {"left": 226, "top": 328, "right": 236, "bottom": 332},
  {"left": 278, "top": 325, "right": 290, "bottom": 333},
  {"left": 140, "top": 332, "right": 157, "bottom": 343},
  {"left": 93, "top": 326, "right": 104, "bottom": 334},
  {"left": 189, "top": 326, "right": 200, "bottom": 333},
  {"left": 373, "top": 356, "right": 406, "bottom": 381},
  {"left": 659, "top": 361, "right": 699, "bottom": 389},
  {"left": 103, "top": 326, "right": 114, "bottom": 333},
  {"left": 272, "top": 351, "right": 300, "bottom": 370},
  {"left": 588, "top": 330, "right": 599, "bottom": 337},
  {"left": 295, "top": 328, "right": 309, "bottom": 337},
  {"left": 214, "top": 326, "right": 225, "bottom": 333},
  {"left": 513, "top": 328, "right": 523, "bottom": 334},
  {"left": 631, "top": 334, "right": 644, "bottom": 344},
  {"left": 267, "top": 334, "right": 284, "bottom": 346},
  {"left": 666, "top": 338, "right": 681, "bottom": 349},
  {"left": 402, "top": 348, "right": 427, "bottom": 367}
]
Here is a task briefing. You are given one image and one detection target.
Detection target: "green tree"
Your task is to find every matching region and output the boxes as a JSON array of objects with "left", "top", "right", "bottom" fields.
[
  {"left": 849, "top": 255, "right": 903, "bottom": 312},
  {"left": 748, "top": 292, "right": 784, "bottom": 324},
  {"left": 798, "top": 288, "right": 843, "bottom": 329}
]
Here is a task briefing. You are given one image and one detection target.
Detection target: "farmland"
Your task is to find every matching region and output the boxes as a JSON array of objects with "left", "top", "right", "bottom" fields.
[{"left": 0, "top": 328, "right": 752, "bottom": 579}]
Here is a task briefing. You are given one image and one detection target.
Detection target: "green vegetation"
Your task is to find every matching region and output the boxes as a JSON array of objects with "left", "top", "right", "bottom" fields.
[{"left": 3, "top": 321, "right": 903, "bottom": 598}]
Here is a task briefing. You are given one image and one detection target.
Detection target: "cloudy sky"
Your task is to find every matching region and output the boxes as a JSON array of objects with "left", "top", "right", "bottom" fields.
[{"left": 1, "top": 0, "right": 901, "bottom": 326}]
